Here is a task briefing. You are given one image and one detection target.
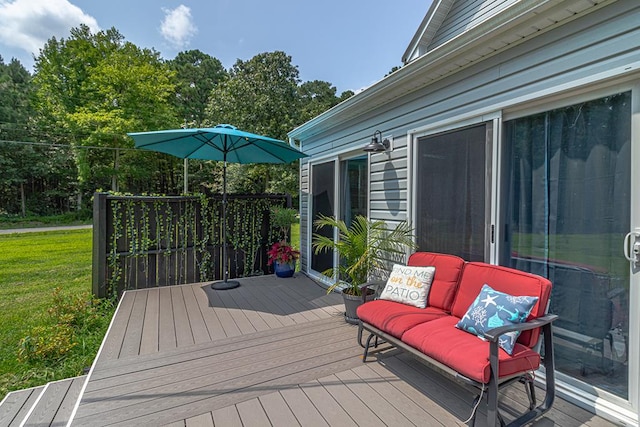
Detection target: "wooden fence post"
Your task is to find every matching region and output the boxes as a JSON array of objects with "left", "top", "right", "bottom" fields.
[{"left": 92, "top": 192, "right": 108, "bottom": 298}]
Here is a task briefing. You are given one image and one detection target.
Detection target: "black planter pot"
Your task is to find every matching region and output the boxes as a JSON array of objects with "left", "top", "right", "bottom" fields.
[{"left": 342, "top": 290, "right": 375, "bottom": 324}]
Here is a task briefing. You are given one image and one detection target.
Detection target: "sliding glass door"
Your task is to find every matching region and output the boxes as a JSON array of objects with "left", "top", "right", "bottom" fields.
[
  {"left": 311, "top": 161, "right": 335, "bottom": 274},
  {"left": 340, "top": 155, "right": 367, "bottom": 225},
  {"left": 501, "top": 92, "right": 632, "bottom": 400},
  {"left": 415, "top": 124, "right": 491, "bottom": 261},
  {"left": 310, "top": 155, "right": 368, "bottom": 279}
]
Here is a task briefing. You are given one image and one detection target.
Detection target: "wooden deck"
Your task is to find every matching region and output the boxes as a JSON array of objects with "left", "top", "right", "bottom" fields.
[{"left": 68, "top": 274, "right": 617, "bottom": 426}]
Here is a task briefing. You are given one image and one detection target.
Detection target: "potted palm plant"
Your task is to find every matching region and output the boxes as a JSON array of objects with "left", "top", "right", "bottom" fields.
[
  {"left": 268, "top": 207, "right": 300, "bottom": 277},
  {"left": 312, "top": 214, "right": 417, "bottom": 323}
]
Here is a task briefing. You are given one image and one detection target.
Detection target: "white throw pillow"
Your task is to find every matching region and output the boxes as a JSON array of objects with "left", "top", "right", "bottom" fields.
[{"left": 379, "top": 264, "right": 436, "bottom": 309}]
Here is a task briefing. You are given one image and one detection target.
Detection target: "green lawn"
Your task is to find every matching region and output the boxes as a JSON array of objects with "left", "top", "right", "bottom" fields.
[
  {"left": 291, "top": 223, "right": 300, "bottom": 271},
  {"left": 0, "top": 212, "right": 92, "bottom": 230},
  {"left": 0, "top": 229, "right": 113, "bottom": 398},
  {"left": 291, "top": 223, "right": 300, "bottom": 249}
]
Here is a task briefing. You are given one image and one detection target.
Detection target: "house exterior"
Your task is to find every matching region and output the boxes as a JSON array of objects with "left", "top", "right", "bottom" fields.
[{"left": 288, "top": 0, "right": 640, "bottom": 425}]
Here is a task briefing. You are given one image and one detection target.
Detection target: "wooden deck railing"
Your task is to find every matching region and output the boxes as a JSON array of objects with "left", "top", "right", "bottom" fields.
[{"left": 92, "top": 192, "right": 290, "bottom": 298}]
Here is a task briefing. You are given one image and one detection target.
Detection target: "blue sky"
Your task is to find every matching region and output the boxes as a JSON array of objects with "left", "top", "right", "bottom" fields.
[{"left": 0, "top": 0, "right": 430, "bottom": 93}]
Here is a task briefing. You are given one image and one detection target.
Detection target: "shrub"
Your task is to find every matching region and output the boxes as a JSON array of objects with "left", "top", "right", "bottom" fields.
[
  {"left": 17, "top": 288, "right": 113, "bottom": 365},
  {"left": 18, "top": 324, "right": 76, "bottom": 364}
]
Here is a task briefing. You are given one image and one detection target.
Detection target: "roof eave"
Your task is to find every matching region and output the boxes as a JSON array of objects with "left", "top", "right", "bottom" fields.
[
  {"left": 401, "top": 0, "right": 455, "bottom": 64},
  {"left": 288, "top": 0, "right": 591, "bottom": 141}
]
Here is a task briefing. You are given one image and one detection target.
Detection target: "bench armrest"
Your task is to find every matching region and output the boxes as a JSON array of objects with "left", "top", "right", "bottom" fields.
[
  {"left": 483, "top": 314, "right": 559, "bottom": 342},
  {"left": 358, "top": 280, "right": 386, "bottom": 302}
]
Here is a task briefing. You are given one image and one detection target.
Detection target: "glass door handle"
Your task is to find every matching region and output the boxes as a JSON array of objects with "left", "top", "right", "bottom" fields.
[{"left": 623, "top": 230, "right": 640, "bottom": 264}]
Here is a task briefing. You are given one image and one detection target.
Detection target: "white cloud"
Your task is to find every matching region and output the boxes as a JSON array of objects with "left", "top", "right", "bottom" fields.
[
  {"left": 160, "top": 5, "right": 196, "bottom": 49},
  {"left": 0, "top": 0, "right": 99, "bottom": 54}
]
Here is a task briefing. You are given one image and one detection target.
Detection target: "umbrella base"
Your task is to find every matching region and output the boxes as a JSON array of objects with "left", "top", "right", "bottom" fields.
[{"left": 211, "top": 280, "right": 240, "bottom": 290}]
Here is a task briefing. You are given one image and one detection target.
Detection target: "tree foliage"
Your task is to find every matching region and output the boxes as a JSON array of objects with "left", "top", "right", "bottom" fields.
[
  {"left": 205, "top": 51, "right": 349, "bottom": 196},
  {"left": 0, "top": 57, "right": 76, "bottom": 215},
  {"left": 169, "top": 49, "right": 227, "bottom": 127},
  {"left": 32, "top": 25, "right": 181, "bottom": 195},
  {"left": 1, "top": 29, "right": 357, "bottom": 215}
]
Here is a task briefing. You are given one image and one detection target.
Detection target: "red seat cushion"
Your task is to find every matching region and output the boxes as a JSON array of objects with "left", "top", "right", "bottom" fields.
[
  {"left": 402, "top": 316, "right": 541, "bottom": 384},
  {"left": 357, "top": 299, "right": 449, "bottom": 339},
  {"left": 407, "top": 252, "right": 465, "bottom": 312},
  {"left": 452, "top": 262, "right": 552, "bottom": 348}
]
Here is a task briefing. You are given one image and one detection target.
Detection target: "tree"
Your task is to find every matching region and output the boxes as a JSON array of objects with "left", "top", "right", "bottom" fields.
[
  {"left": 32, "top": 25, "right": 181, "bottom": 200},
  {"left": 0, "top": 57, "right": 37, "bottom": 215},
  {"left": 169, "top": 50, "right": 227, "bottom": 127},
  {"left": 205, "top": 51, "right": 301, "bottom": 195},
  {"left": 298, "top": 80, "right": 354, "bottom": 123},
  {"left": 206, "top": 51, "right": 300, "bottom": 139}
]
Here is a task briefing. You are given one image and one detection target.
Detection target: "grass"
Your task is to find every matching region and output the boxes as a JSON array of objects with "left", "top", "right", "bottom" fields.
[
  {"left": 0, "top": 228, "right": 113, "bottom": 398},
  {"left": 0, "top": 211, "right": 92, "bottom": 230},
  {"left": 291, "top": 223, "right": 300, "bottom": 271},
  {"left": 291, "top": 223, "right": 300, "bottom": 249}
]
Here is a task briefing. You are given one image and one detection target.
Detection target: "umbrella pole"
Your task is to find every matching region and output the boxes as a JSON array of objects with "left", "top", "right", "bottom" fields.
[{"left": 212, "top": 155, "right": 240, "bottom": 290}]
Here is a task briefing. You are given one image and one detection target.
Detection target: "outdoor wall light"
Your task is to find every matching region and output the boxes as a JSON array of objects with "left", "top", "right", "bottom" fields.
[{"left": 363, "top": 130, "right": 391, "bottom": 152}]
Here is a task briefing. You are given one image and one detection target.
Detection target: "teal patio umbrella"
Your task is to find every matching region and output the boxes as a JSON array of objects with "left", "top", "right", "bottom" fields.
[{"left": 128, "top": 124, "right": 307, "bottom": 290}]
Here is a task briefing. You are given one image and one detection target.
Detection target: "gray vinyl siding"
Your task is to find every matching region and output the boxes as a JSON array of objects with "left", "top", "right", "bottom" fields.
[
  {"left": 299, "top": 161, "right": 310, "bottom": 272},
  {"left": 427, "top": 0, "right": 518, "bottom": 52},
  {"left": 369, "top": 136, "right": 408, "bottom": 223}
]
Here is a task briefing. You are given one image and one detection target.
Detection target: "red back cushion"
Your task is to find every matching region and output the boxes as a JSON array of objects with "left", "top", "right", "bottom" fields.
[
  {"left": 451, "top": 262, "right": 552, "bottom": 348},
  {"left": 407, "top": 252, "right": 465, "bottom": 312}
]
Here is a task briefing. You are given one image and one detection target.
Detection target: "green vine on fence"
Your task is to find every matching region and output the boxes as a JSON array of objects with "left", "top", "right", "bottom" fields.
[
  {"left": 197, "top": 194, "right": 212, "bottom": 282},
  {"left": 106, "top": 200, "right": 123, "bottom": 299},
  {"left": 103, "top": 193, "right": 288, "bottom": 296}
]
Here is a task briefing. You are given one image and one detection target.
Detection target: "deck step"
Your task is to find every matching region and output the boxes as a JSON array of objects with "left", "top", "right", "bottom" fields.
[
  {"left": 0, "top": 375, "right": 86, "bottom": 427},
  {"left": 0, "top": 386, "right": 44, "bottom": 427}
]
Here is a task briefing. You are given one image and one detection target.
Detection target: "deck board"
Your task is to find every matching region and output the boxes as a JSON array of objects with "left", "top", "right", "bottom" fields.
[
  {"left": 0, "top": 386, "right": 44, "bottom": 427},
  {"left": 66, "top": 274, "right": 619, "bottom": 427},
  {"left": 24, "top": 379, "right": 71, "bottom": 426},
  {"left": 352, "top": 364, "right": 445, "bottom": 426},
  {"left": 100, "top": 291, "right": 135, "bottom": 361},
  {"left": 171, "top": 286, "right": 194, "bottom": 347},
  {"left": 119, "top": 290, "right": 147, "bottom": 357},
  {"left": 194, "top": 284, "right": 227, "bottom": 341},
  {"left": 182, "top": 285, "right": 211, "bottom": 344},
  {"left": 235, "top": 280, "right": 297, "bottom": 327},
  {"left": 158, "top": 287, "right": 177, "bottom": 351},
  {"left": 316, "top": 373, "right": 387, "bottom": 426},
  {"left": 139, "top": 287, "right": 160, "bottom": 355},
  {"left": 298, "top": 379, "right": 358, "bottom": 427},
  {"left": 202, "top": 284, "right": 243, "bottom": 337},
  {"left": 211, "top": 405, "right": 242, "bottom": 426},
  {"left": 184, "top": 411, "right": 213, "bottom": 427},
  {"left": 280, "top": 386, "right": 329, "bottom": 427},
  {"left": 226, "top": 286, "right": 272, "bottom": 332},
  {"left": 50, "top": 376, "right": 86, "bottom": 427},
  {"left": 259, "top": 391, "right": 301, "bottom": 426},
  {"left": 74, "top": 322, "right": 361, "bottom": 425},
  {"left": 236, "top": 398, "right": 272, "bottom": 427}
]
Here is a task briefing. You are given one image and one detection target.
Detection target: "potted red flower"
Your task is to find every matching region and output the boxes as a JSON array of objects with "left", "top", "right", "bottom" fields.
[
  {"left": 267, "top": 241, "right": 300, "bottom": 277},
  {"left": 268, "top": 207, "right": 300, "bottom": 278}
]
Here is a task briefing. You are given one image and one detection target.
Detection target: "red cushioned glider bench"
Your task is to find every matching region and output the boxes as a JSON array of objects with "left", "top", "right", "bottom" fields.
[{"left": 356, "top": 252, "right": 558, "bottom": 427}]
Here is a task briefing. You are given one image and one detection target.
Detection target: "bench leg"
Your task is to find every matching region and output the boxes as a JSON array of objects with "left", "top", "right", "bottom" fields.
[
  {"left": 470, "top": 389, "right": 506, "bottom": 427},
  {"left": 363, "top": 333, "right": 376, "bottom": 362},
  {"left": 357, "top": 321, "right": 365, "bottom": 348},
  {"left": 521, "top": 373, "right": 536, "bottom": 410}
]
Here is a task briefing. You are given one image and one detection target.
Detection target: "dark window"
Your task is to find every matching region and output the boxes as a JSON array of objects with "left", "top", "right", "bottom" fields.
[
  {"left": 416, "top": 124, "right": 488, "bottom": 261},
  {"left": 311, "top": 161, "right": 335, "bottom": 273}
]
